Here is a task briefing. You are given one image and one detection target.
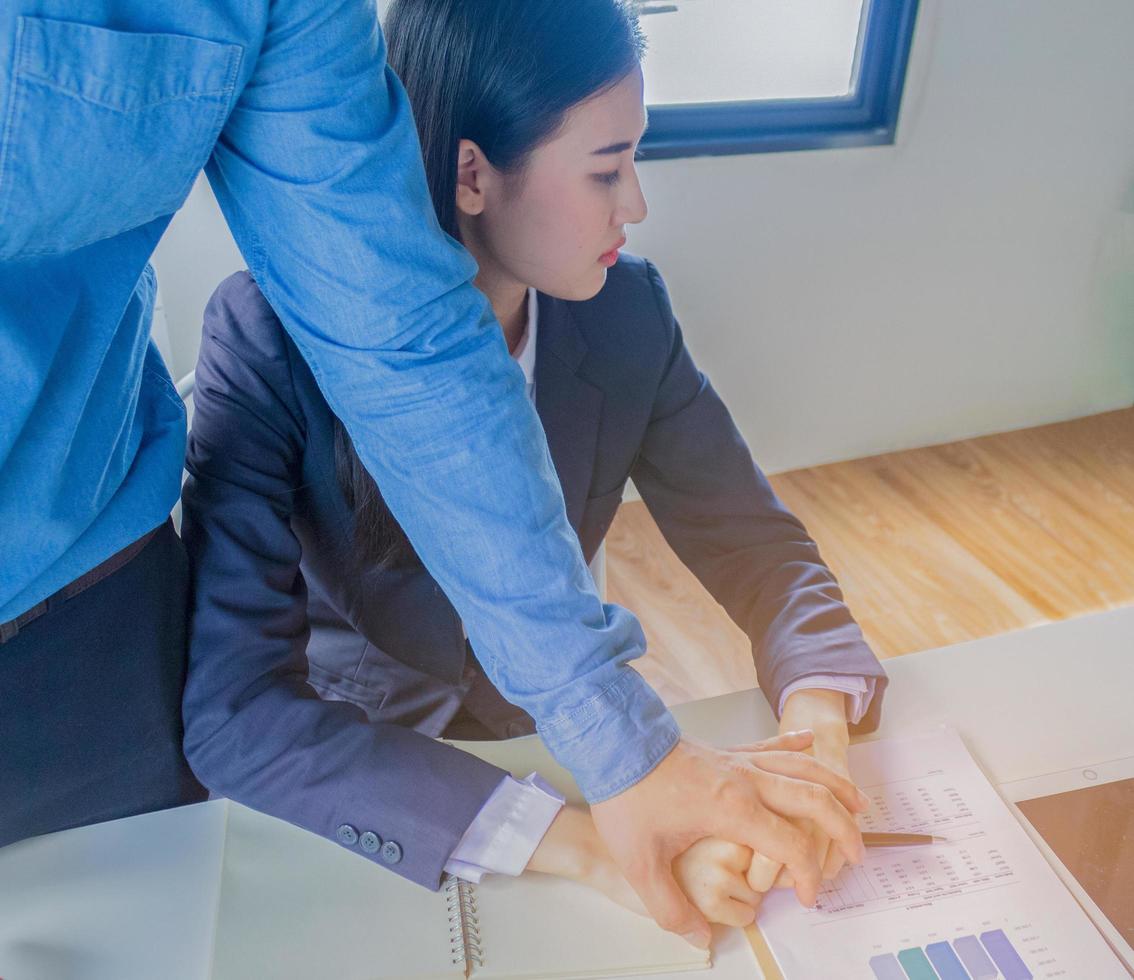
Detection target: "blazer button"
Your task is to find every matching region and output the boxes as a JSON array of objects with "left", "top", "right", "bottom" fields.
[
  {"left": 380, "top": 840, "right": 403, "bottom": 865},
  {"left": 359, "top": 831, "right": 382, "bottom": 853},
  {"left": 336, "top": 824, "right": 359, "bottom": 846}
]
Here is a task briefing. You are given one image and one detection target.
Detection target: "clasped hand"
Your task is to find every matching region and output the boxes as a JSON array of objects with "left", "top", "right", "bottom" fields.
[{"left": 528, "top": 689, "right": 864, "bottom": 949}]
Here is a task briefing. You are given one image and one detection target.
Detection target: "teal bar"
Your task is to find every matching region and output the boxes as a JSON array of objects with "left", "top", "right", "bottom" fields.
[
  {"left": 870, "top": 953, "right": 908, "bottom": 980},
  {"left": 926, "top": 941, "right": 972, "bottom": 980},
  {"left": 898, "top": 947, "right": 941, "bottom": 980}
]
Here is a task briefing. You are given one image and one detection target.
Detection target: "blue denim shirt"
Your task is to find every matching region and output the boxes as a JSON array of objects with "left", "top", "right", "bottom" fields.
[{"left": 0, "top": 0, "right": 677, "bottom": 802}]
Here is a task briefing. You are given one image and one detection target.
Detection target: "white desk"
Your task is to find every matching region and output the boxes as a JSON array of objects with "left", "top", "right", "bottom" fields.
[{"left": 2, "top": 607, "right": 1132, "bottom": 979}]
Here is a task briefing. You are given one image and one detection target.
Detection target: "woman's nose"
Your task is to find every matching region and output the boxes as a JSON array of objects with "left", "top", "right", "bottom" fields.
[{"left": 618, "top": 171, "right": 648, "bottom": 226}]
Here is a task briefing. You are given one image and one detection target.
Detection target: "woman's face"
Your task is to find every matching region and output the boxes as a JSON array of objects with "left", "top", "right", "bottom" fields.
[{"left": 456, "top": 67, "right": 649, "bottom": 302}]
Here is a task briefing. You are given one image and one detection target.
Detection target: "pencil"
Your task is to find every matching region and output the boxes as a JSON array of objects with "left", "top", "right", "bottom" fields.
[{"left": 862, "top": 832, "right": 948, "bottom": 847}]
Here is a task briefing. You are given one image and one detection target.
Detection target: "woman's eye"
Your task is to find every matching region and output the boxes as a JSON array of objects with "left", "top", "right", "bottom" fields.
[{"left": 594, "top": 170, "right": 621, "bottom": 186}]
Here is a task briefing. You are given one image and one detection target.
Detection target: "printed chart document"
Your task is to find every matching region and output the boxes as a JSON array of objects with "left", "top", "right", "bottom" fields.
[{"left": 757, "top": 730, "right": 1128, "bottom": 979}]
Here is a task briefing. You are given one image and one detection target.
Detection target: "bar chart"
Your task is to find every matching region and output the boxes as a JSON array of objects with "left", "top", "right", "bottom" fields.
[
  {"left": 757, "top": 732, "right": 1129, "bottom": 979},
  {"left": 869, "top": 928, "right": 1034, "bottom": 979}
]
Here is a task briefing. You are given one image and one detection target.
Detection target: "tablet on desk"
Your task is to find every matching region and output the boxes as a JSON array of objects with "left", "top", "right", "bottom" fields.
[{"left": 1001, "top": 756, "right": 1134, "bottom": 974}]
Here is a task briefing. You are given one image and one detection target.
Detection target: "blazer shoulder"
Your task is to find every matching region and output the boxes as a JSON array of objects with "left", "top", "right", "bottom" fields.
[
  {"left": 197, "top": 270, "right": 308, "bottom": 427},
  {"left": 592, "top": 251, "right": 672, "bottom": 317},
  {"left": 202, "top": 270, "right": 289, "bottom": 358},
  {"left": 568, "top": 252, "right": 677, "bottom": 360}
]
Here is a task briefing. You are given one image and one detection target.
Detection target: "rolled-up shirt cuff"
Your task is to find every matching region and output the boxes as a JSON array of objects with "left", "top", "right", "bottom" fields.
[
  {"left": 536, "top": 667, "right": 680, "bottom": 804},
  {"left": 444, "top": 773, "right": 565, "bottom": 883},
  {"left": 778, "top": 674, "right": 877, "bottom": 726}
]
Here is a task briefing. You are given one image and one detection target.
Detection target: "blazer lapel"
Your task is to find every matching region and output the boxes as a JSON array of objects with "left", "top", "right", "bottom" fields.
[{"left": 535, "top": 294, "right": 604, "bottom": 533}]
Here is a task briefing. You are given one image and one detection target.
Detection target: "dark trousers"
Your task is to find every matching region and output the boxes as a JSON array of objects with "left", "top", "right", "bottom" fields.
[{"left": 0, "top": 521, "right": 206, "bottom": 849}]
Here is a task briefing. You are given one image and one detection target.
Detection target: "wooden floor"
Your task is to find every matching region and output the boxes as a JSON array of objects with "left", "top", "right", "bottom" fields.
[{"left": 608, "top": 408, "right": 1134, "bottom": 707}]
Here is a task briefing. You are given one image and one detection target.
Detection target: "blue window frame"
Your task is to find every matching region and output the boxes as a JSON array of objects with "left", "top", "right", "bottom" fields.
[{"left": 638, "top": 0, "right": 920, "bottom": 160}]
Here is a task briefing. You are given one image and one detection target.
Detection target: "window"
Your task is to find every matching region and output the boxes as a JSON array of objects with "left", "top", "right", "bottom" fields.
[{"left": 636, "top": 0, "right": 920, "bottom": 159}]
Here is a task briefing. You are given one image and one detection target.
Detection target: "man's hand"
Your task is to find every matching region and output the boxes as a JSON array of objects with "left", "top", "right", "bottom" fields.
[
  {"left": 747, "top": 689, "right": 857, "bottom": 894},
  {"left": 590, "top": 731, "right": 870, "bottom": 948}
]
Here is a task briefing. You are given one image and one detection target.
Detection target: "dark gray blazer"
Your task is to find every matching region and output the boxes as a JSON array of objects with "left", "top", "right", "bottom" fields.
[{"left": 181, "top": 255, "right": 887, "bottom": 890}]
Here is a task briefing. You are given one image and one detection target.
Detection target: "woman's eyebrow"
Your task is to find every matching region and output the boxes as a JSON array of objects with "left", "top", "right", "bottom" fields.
[
  {"left": 592, "top": 114, "right": 650, "bottom": 156},
  {"left": 592, "top": 141, "right": 634, "bottom": 156}
]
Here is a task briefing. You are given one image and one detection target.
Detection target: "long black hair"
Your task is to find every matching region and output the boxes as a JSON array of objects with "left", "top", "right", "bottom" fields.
[{"left": 333, "top": 0, "right": 646, "bottom": 570}]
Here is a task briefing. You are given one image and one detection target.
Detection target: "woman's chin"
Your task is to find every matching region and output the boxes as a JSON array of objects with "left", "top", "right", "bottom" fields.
[
  {"left": 539, "top": 266, "right": 608, "bottom": 303},
  {"left": 575, "top": 266, "right": 609, "bottom": 301}
]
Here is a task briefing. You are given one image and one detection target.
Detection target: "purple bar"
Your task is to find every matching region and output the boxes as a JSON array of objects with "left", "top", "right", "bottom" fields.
[
  {"left": 980, "top": 929, "right": 1034, "bottom": 980},
  {"left": 869, "top": 953, "right": 909, "bottom": 980},
  {"left": 926, "top": 942, "right": 972, "bottom": 980},
  {"left": 953, "top": 936, "right": 997, "bottom": 980}
]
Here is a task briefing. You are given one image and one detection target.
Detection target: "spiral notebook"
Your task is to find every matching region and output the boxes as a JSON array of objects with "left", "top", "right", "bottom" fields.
[{"left": 208, "top": 801, "right": 711, "bottom": 980}]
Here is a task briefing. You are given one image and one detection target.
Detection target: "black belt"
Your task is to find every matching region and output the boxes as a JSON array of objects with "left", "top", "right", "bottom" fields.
[{"left": 0, "top": 524, "right": 162, "bottom": 644}]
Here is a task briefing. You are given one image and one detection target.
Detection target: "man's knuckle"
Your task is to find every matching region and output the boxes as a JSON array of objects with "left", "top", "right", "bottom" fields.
[{"left": 716, "top": 774, "right": 757, "bottom": 811}]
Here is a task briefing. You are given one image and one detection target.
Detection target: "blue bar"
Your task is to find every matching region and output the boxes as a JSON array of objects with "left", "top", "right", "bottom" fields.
[
  {"left": 870, "top": 953, "right": 909, "bottom": 980},
  {"left": 980, "top": 929, "right": 1034, "bottom": 980},
  {"left": 926, "top": 941, "right": 972, "bottom": 980},
  {"left": 898, "top": 947, "right": 941, "bottom": 980},
  {"left": 953, "top": 936, "right": 997, "bottom": 980}
]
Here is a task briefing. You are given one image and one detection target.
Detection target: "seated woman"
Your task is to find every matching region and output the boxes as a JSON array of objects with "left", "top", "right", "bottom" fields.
[{"left": 181, "top": 0, "right": 886, "bottom": 927}]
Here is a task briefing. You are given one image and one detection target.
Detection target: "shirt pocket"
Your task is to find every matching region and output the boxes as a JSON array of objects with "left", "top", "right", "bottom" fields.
[{"left": 0, "top": 16, "right": 242, "bottom": 260}]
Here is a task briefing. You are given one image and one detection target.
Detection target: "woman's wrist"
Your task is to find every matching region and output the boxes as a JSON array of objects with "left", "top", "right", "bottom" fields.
[
  {"left": 780, "top": 688, "right": 851, "bottom": 776},
  {"left": 527, "top": 805, "right": 649, "bottom": 916},
  {"left": 780, "top": 688, "right": 850, "bottom": 739},
  {"left": 525, "top": 805, "right": 603, "bottom": 882}
]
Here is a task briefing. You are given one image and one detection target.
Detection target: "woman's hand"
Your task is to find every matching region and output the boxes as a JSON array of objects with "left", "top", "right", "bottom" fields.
[
  {"left": 526, "top": 806, "right": 764, "bottom": 928},
  {"left": 672, "top": 837, "right": 764, "bottom": 928},
  {"left": 746, "top": 689, "right": 856, "bottom": 894}
]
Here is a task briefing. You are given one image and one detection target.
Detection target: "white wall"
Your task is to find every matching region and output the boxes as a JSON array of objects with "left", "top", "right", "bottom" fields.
[
  {"left": 151, "top": 176, "right": 244, "bottom": 384},
  {"left": 152, "top": 0, "right": 1134, "bottom": 472}
]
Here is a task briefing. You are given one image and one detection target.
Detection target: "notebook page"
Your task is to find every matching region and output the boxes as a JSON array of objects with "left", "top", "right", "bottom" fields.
[
  {"left": 757, "top": 730, "right": 1128, "bottom": 979},
  {"left": 210, "top": 802, "right": 463, "bottom": 980},
  {"left": 471, "top": 871, "right": 710, "bottom": 979}
]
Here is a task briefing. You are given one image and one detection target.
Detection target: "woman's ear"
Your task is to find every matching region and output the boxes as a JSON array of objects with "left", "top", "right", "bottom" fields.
[{"left": 455, "top": 138, "right": 488, "bottom": 217}]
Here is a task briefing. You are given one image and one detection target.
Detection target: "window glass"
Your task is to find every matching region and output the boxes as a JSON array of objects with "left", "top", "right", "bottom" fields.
[{"left": 638, "top": 0, "right": 867, "bottom": 106}]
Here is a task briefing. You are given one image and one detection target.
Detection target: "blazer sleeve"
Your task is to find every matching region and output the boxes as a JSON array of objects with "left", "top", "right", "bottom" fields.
[
  {"left": 629, "top": 261, "right": 887, "bottom": 734},
  {"left": 181, "top": 273, "right": 508, "bottom": 889}
]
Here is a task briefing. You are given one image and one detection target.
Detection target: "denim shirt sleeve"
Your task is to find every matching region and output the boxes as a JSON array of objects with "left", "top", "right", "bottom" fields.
[{"left": 203, "top": 0, "right": 677, "bottom": 802}]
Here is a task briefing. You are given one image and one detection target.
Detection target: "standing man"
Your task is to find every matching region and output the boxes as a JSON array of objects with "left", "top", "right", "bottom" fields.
[{"left": 0, "top": 0, "right": 865, "bottom": 946}]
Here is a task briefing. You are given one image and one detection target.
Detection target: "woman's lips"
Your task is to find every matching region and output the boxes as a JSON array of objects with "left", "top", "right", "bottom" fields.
[{"left": 599, "top": 238, "right": 627, "bottom": 267}]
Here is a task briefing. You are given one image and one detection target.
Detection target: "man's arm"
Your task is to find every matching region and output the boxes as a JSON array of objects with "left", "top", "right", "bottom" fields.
[{"left": 205, "top": 0, "right": 673, "bottom": 801}]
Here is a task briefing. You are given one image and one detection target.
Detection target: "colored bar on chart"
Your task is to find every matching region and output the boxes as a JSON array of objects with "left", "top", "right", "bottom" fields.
[
  {"left": 980, "top": 929, "right": 1034, "bottom": 980},
  {"left": 897, "top": 946, "right": 941, "bottom": 980},
  {"left": 925, "top": 941, "right": 972, "bottom": 980},
  {"left": 870, "top": 953, "right": 909, "bottom": 980},
  {"left": 953, "top": 936, "right": 998, "bottom": 980}
]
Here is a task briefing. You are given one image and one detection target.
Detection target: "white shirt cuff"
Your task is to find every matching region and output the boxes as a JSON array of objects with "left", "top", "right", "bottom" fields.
[
  {"left": 778, "top": 674, "right": 877, "bottom": 726},
  {"left": 444, "top": 772, "right": 565, "bottom": 883}
]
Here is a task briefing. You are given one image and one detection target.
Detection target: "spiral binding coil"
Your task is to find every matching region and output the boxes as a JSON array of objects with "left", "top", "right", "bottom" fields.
[{"left": 444, "top": 874, "right": 484, "bottom": 973}]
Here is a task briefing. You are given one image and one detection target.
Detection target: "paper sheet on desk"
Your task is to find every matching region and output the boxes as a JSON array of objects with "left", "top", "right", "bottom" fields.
[{"left": 756, "top": 731, "right": 1128, "bottom": 980}]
